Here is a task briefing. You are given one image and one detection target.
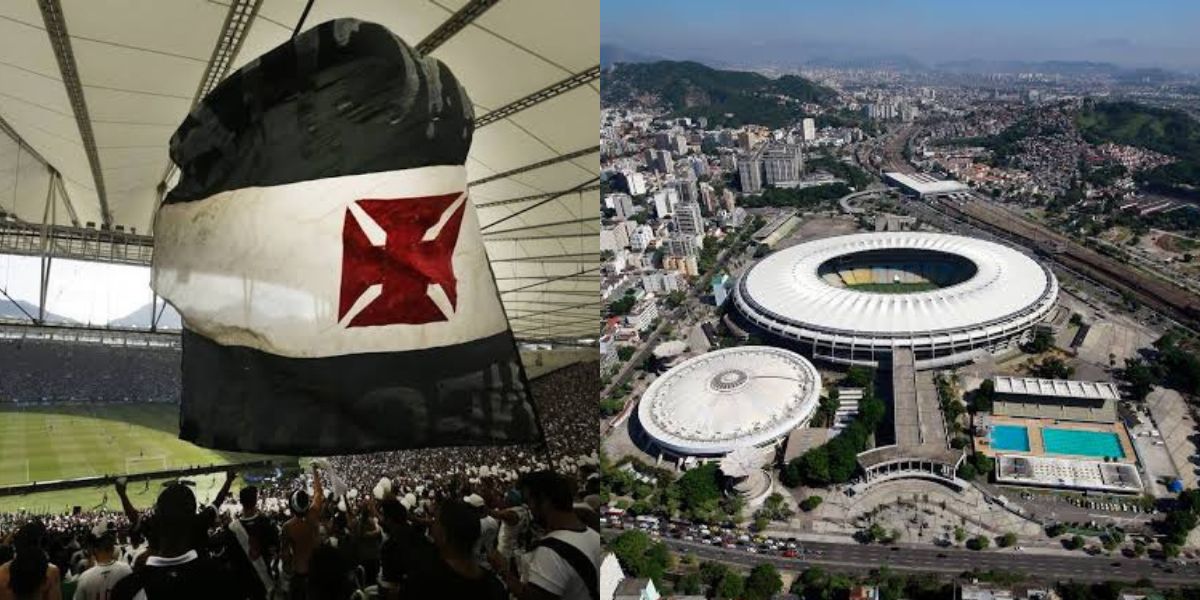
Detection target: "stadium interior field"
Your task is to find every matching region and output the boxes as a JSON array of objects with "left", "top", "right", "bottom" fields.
[
  {"left": 0, "top": 403, "right": 273, "bottom": 512},
  {"left": 0, "top": 348, "right": 588, "bottom": 513}
]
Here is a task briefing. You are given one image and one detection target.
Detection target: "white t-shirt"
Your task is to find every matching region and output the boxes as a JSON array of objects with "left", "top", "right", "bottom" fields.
[
  {"left": 73, "top": 560, "right": 133, "bottom": 600},
  {"left": 525, "top": 528, "right": 601, "bottom": 600},
  {"left": 474, "top": 516, "right": 499, "bottom": 566}
]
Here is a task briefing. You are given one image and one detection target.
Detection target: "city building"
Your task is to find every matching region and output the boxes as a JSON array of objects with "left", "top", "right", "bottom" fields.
[
  {"left": 611, "top": 220, "right": 635, "bottom": 249},
  {"left": 626, "top": 296, "right": 659, "bottom": 332},
  {"left": 614, "top": 578, "right": 660, "bottom": 600},
  {"left": 883, "top": 172, "right": 970, "bottom": 197},
  {"left": 600, "top": 227, "right": 618, "bottom": 253},
  {"left": 651, "top": 149, "right": 673, "bottom": 174},
  {"left": 663, "top": 254, "right": 699, "bottom": 277},
  {"left": 608, "top": 192, "right": 636, "bottom": 219},
  {"left": 761, "top": 143, "right": 804, "bottom": 186},
  {"left": 674, "top": 201, "right": 705, "bottom": 237},
  {"left": 642, "top": 270, "right": 686, "bottom": 294},
  {"left": 619, "top": 170, "right": 647, "bottom": 196},
  {"left": 666, "top": 233, "right": 698, "bottom": 258},
  {"left": 652, "top": 188, "right": 678, "bottom": 218},
  {"left": 737, "top": 151, "right": 764, "bottom": 193},
  {"left": 630, "top": 224, "right": 655, "bottom": 251},
  {"left": 800, "top": 117, "right": 816, "bottom": 142},
  {"left": 721, "top": 187, "right": 737, "bottom": 212},
  {"left": 698, "top": 182, "right": 717, "bottom": 214},
  {"left": 991, "top": 376, "right": 1120, "bottom": 423},
  {"left": 599, "top": 334, "right": 618, "bottom": 374}
]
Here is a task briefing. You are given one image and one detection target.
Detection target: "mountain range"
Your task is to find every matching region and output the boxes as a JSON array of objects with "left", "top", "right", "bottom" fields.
[{"left": 602, "top": 60, "right": 836, "bottom": 128}]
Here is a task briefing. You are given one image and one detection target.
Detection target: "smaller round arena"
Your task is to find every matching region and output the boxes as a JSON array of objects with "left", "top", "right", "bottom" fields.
[{"left": 637, "top": 346, "right": 821, "bottom": 456}]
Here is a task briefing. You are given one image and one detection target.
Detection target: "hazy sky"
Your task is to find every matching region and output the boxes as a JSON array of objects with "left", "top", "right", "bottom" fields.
[
  {"left": 601, "top": 0, "right": 1200, "bottom": 70},
  {"left": 0, "top": 255, "right": 175, "bottom": 325}
]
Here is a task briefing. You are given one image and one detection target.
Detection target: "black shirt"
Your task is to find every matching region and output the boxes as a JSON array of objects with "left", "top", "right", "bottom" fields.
[
  {"left": 112, "top": 550, "right": 236, "bottom": 600},
  {"left": 405, "top": 555, "right": 508, "bottom": 600}
]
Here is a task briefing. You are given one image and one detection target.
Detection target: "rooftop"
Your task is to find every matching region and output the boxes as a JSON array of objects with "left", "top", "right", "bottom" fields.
[{"left": 884, "top": 172, "right": 970, "bottom": 195}]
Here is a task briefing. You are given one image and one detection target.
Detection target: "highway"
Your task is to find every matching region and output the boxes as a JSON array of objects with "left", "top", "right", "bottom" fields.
[{"left": 649, "top": 535, "right": 1200, "bottom": 586}]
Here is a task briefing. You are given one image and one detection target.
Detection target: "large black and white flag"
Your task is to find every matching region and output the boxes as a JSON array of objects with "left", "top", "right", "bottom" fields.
[{"left": 151, "top": 19, "right": 542, "bottom": 454}]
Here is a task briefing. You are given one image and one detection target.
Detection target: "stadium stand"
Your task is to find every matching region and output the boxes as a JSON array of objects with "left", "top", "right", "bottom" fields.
[{"left": 0, "top": 340, "right": 180, "bottom": 405}]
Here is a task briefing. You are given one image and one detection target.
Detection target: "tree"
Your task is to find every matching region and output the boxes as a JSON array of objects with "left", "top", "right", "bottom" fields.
[
  {"left": 998, "top": 532, "right": 1018, "bottom": 548},
  {"left": 800, "top": 495, "right": 824, "bottom": 512},
  {"left": 968, "top": 535, "right": 990, "bottom": 551},
  {"left": 954, "top": 526, "right": 967, "bottom": 543},
  {"left": 1025, "top": 328, "right": 1055, "bottom": 353},
  {"left": 716, "top": 572, "right": 745, "bottom": 599},
  {"left": 1065, "top": 535, "right": 1085, "bottom": 550},
  {"left": 665, "top": 290, "right": 686, "bottom": 308},
  {"left": 677, "top": 572, "right": 703, "bottom": 595},
  {"left": 674, "top": 463, "right": 722, "bottom": 518},
  {"left": 610, "top": 530, "right": 670, "bottom": 584},
  {"left": 745, "top": 564, "right": 783, "bottom": 600},
  {"left": 1046, "top": 523, "right": 1067, "bottom": 538},
  {"left": 1032, "top": 356, "right": 1073, "bottom": 379},
  {"left": 617, "top": 346, "right": 636, "bottom": 361}
]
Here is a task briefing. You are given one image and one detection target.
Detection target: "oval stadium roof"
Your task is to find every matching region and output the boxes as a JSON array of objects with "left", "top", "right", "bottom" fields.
[
  {"left": 740, "top": 232, "right": 1055, "bottom": 336},
  {"left": 0, "top": 0, "right": 598, "bottom": 342}
]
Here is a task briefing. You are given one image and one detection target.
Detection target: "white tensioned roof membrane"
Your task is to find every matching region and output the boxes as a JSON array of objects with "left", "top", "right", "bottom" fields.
[
  {"left": 740, "top": 232, "right": 1054, "bottom": 336},
  {"left": 637, "top": 346, "right": 821, "bottom": 456},
  {"left": 0, "top": 0, "right": 598, "bottom": 342}
]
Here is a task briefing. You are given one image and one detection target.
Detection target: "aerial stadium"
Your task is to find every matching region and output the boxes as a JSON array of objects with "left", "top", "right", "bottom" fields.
[
  {"left": 732, "top": 232, "right": 1059, "bottom": 368},
  {"left": 636, "top": 346, "right": 822, "bottom": 457}
]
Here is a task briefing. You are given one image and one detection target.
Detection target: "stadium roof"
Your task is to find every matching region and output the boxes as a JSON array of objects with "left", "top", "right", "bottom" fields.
[
  {"left": 637, "top": 346, "right": 821, "bottom": 456},
  {"left": 740, "top": 232, "right": 1054, "bottom": 336},
  {"left": 0, "top": 0, "right": 598, "bottom": 342},
  {"left": 993, "top": 376, "right": 1120, "bottom": 402},
  {"left": 884, "top": 172, "right": 969, "bottom": 196}
]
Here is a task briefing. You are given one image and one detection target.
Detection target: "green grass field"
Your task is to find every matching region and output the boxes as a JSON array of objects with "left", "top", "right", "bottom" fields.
[
  {"left": 0, "top": 404, "right": 273, "bottom": 513},
  {"left": 846, "top": 282, "right": 941, "bottom": 293},
  {"left": 0, "top": 349, "right": 589, "bottom": 513}
]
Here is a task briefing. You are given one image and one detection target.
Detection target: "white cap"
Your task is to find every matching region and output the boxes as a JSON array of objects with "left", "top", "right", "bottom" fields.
[{"left": 463, "top": 494, "right": 485, "bottom": 508}]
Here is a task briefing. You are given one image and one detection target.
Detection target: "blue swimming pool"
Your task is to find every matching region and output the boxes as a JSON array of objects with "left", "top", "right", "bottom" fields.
[
  {"left": 1042, "top": 428, "right": 1124, "bottom": 459},
  {"left": 991, "top": 425, "right": 1031, "bottom": 452}
]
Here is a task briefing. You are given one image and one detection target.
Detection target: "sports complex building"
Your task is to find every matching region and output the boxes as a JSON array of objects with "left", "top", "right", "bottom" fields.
[
  {"left": 635, "top": 346, "right": 822, "bottom": 457},
  {"left": 976, "top": 376, "right": 1142, "bottom": 494},
  {"left": 732, "top": 232, "right": 1059, "bottom": 368}
]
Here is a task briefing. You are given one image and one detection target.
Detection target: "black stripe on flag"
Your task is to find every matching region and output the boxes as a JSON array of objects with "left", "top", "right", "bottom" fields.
[
  {"left": 179, "top": 328, "right": 540, "bottom": 454},
  {"left": 166, "top": 19, "right": 474, "bottom": 203}
]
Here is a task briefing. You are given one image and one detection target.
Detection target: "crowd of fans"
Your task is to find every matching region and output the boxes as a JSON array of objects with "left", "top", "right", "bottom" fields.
[
  {"left": 0, "top": 340, "right": 180, "bottom": 404},
  {"left": 0, "top": 360, "right": 601, "bottom": 599}
]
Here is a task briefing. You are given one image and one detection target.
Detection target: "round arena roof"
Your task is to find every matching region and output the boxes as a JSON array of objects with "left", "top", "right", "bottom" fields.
[
  {"left": 737, "top": 232, "right": 1057, "bottom": 339},
  {"left": 637, "top": 346, "right": 821, "bottom": 456}
]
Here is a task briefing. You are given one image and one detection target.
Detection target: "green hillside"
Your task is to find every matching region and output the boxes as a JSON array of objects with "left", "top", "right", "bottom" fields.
[
  {"left": 1076, "top": 101, "right": 1200, "bottom": 194},
  {"left": 602, "top": 60, "right": 835, "bottom": 128}
]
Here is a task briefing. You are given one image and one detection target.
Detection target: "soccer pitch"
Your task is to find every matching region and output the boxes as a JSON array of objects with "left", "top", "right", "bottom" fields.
[
  {"left": 0, "top": 403, "right": 273, "bottom": 513},
  {"left": 0, "top": 349, "right": 585, "bottom": 513}
]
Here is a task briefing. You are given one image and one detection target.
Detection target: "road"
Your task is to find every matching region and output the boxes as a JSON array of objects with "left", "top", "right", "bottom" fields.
[{"left": 652, "top": 535, "right": 1200, "bottom": 586}]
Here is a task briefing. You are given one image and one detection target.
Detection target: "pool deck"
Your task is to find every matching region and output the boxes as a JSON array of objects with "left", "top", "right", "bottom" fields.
[{"left": 974, "top": 415, "right": 1135, "bottom": 464}]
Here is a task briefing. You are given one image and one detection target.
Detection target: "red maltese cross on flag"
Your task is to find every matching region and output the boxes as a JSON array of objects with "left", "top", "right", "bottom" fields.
[{"left": 338, "top": 192, "right": 467, "bottom": 327}]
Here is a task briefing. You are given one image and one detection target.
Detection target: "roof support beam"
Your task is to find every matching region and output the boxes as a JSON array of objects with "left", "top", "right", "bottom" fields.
[
  {"left": 481, "top": 176, "right": 598, "bottom": 232},
  {"left": 505, "top": 290, "right": 596, "bottom": 298},
  {"left": 486, "top": 232, "right": 596, "bottom": 241},
  {"left": 476, "top": 65, "right": 600, "bottom": 127},
  {"left": 469, "top": 145, "right": 599, "bottom": 187},
  {"left": 38, "top": 0, "right": 110, "bottom": 226},
  {"left": 483, "top": 216, "right": 596, "bottom": 237},
  {"left": 504, "top": 299, "right": 603, "bottom": 308},
  {"left": 511, "top": 316, "right": 596, "bottom": 336},
  {"left": 417, "top": 0, "right": 500, "bottom": 55},
  {"left": 489, "top": 252, "right": 599, "bottom": 263},
  {"left": 500, "top": 267, "right": 601, "bottom": 295},
  {"left": 494, "top": 274, "right": 598, "bottom": 282},
  {"left": 476, "top": 184, "right": 602, "bottom": 209}
]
